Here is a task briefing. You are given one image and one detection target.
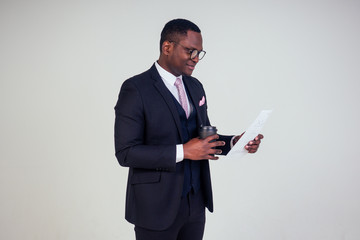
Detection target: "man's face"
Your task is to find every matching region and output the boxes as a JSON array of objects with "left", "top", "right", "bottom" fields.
[{"left": 165, "top": 30, "right": 203, "bottom": 77}]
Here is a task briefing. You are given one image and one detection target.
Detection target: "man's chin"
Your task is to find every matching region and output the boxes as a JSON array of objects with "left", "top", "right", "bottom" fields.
[{"left": 183, "top": 69, "right": 194, "bottom": 76}]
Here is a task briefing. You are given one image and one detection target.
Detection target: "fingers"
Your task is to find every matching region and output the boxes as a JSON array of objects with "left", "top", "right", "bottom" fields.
[
  {"left": 204, "top": 135, "right": 224, "bottom": 156},
  {"left": 205, "top": 134, "right": 219, "bottom": 142},
  {"left": 207, "top": 139, "right": 224, "bottom": 160},
  {"left": 208, "top": 154, "right": 219, "bottom": 160},
  {"left": 205, "top": 134, "right": 225, "bottom": 147},
  {"left": 245, "top": 134, "right": 264, "bottom": 154},
  {"left": 210, "top": 148, "right": 222, "bottom": 155},
  {"left": 254, "top": 134, "right": 264, "bottom": 141},
  {"left": 206, "top": 148, "right": 221, "bottom": 160},
  {"left": 210, "top": 141, "right": 225, "bottom": 149},
  {"left": 232, "top": 135, "right": 241, "bottom": 145},
  {"left": 245, "top": 144, "right": 259, "bottom": 153},
  {"left": 184, "top": 135, "right": 225, "bottom": 160}
]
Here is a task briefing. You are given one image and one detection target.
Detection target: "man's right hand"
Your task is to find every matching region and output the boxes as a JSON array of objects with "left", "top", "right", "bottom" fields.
[{"left": 183, "top": 135, "right": 225, "bottom": 160}]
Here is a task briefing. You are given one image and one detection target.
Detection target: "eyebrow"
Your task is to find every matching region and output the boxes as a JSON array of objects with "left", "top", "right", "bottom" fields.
[{"left": 184, "top": 45, "right": 203, "bottom": 52}]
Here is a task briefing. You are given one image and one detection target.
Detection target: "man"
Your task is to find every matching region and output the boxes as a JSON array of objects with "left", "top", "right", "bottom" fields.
[{"left": 114, "top": 19, "right": 263, "bottom": 240}]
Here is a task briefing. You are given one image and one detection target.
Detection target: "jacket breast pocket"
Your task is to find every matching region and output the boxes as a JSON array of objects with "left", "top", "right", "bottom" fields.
[{"left": 131, "top": 171, "right": 161, "bottom": 185}]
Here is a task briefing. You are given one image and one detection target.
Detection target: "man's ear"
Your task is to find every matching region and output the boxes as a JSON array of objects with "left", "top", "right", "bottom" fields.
[{"left": 161, "top": 40, "right": 173, "bottom": 56}]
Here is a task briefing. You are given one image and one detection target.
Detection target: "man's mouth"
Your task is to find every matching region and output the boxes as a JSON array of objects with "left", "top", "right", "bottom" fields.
[{"left": 187, "top": 64, "right": 195, "bottom": 70}]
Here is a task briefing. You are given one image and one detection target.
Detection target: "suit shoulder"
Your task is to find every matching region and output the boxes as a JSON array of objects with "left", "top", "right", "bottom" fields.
[
  {"left": 189, "top": 76, "right": 202, "bottom": 86},
  {"left": 123, "top": 67, "right": 154, "bottom": 86},
  {"left": 188, "top": 75, "right": 203, "bottom": 86},
  {"left": 184, "top": 76, "right": 205, "bottom": 92}
]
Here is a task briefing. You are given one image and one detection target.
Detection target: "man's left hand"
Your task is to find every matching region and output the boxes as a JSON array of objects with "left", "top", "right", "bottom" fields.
[
  {"left": 245, "top": 134, "right": 263, "bottom": 153},
  {"left": 233, "top": 134, "right": 264, "bottom": 154}
]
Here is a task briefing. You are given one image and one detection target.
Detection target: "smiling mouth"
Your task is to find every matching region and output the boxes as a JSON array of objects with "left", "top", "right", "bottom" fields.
[{"left": 187, "top": 64, "right": 195, "bottom": 70}]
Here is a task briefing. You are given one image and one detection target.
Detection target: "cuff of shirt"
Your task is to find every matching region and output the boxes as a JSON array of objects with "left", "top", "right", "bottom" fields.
[
  {"left": 176, "top": 144, "right": 184, "bottom": 163},
  {"left": 230, "top": 136, "right": 236, "bottom": 148}
]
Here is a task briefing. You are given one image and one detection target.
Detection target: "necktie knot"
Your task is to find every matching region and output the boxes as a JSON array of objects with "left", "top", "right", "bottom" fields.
[{"left": 175, "top": 77, "right": 182, "bottom": 87}]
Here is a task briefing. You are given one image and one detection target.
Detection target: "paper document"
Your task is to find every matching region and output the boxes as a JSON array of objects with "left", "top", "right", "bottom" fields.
[{"left": 226, "top": 110, "right": 272, "bottom": 158}]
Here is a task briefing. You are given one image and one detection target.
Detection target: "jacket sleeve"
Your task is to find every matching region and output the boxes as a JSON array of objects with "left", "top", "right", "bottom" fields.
[{"left": 114, "top": 80, "right": 176, "bottom": 171}]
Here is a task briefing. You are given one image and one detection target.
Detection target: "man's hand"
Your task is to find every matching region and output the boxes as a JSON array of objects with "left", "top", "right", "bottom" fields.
[
  {"left": 183, "top": 135, "right": 225, "bottom": 160},
  {"left": 233, "top": 134, "right": 264, "bottom": 154}
]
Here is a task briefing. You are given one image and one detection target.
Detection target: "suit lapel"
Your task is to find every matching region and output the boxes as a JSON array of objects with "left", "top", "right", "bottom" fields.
[
  {"left": 150, "top": 66, "right": 184, "bottom": 142},
  {"left": 183, "top": 76, "right": 205, "bottom": 127}
]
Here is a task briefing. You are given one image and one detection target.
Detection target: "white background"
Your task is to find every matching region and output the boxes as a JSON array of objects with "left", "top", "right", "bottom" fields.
[{"left": 1, "top": 0, "right": 360, "bottom": 239}]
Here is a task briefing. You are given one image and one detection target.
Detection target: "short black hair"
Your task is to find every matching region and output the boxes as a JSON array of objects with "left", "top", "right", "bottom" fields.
[{"left": 160, "top": 19, "right": 201, "bottom": 52}]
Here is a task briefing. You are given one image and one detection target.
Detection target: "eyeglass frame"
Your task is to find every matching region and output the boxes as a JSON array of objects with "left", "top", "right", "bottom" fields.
[{"left": 170, "top": 41, "right": 206, "bottom": 60}]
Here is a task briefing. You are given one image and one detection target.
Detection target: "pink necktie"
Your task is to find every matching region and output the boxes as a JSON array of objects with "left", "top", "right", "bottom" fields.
[{"left": 174, "top": 77, "right": 189, "bottom": 118}]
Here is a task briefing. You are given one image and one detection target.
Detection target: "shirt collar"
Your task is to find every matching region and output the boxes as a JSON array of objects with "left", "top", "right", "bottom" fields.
[{"left": 155, "top": 61, "right": 182, "bottom": 86}]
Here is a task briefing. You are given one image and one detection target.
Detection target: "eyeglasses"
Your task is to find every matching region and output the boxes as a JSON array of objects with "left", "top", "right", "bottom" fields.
[{"left": 171, "top": 42, "right": 206, "bottom": 60}]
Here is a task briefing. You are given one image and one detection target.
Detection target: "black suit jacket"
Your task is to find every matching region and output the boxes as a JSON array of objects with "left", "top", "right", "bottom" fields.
[{"left": 114, "top": 64, "right": 232, "bottom": 230}]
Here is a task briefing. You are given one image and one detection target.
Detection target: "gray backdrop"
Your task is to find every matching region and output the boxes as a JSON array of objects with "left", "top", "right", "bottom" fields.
[{"left": 1, "top": 0, "right": 360, "bottom": 239}]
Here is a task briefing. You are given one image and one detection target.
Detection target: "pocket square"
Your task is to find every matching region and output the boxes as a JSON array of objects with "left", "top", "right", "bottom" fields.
[{"left": 199, "top": 96, "right": 205, "bottom": 106}]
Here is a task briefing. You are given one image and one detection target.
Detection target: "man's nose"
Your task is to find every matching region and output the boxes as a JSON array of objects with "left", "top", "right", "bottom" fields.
[{"left": 192, "top": 55, "right": 200, "bottom": 63}]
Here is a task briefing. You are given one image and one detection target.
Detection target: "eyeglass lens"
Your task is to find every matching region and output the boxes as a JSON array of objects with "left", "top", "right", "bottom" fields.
[{"left": 191, "top": 50, "right": 205, "bottom": 60}]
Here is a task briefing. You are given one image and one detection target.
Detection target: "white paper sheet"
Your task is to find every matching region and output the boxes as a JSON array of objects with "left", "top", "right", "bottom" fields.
[{"left": 226, "top": 110, "right": 272, "bottom": 158}]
